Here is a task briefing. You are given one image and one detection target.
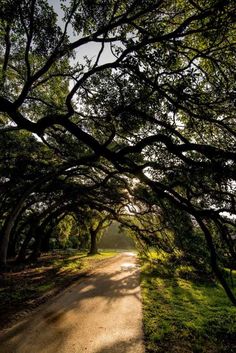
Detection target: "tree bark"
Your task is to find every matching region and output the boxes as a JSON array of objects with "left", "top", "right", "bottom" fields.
[
  {"left": 197, "top": 217, "right": 236, "bottom": 306},
  {"left": 88, "top": 229, "right": 98, "bottom": 255},
  {"left": 28, "top": 210, "right": 67, "bottom": 261},
  {"left": 27, "top": 221, "right": 50, "bottom": 262},
  {"left": 7, "top": 217, "right": 28, "bottom": 258},
  {"left": 0, "top": 198, "right": 25, "bottom": 267},
  {"left": 41, "top": 230, "right": 51, "bottom": 252},
  {"left": 28, "top": 235, "right": 41, "bottom": 262},
  {"left": 0, "top": 178, "right": 49, "bottom": 266},
  {"left": 17, "top": 232, "right": 34, "bottom": 263},
  {"left": 7, "top": 229, "right": 18, "bottom": 258}
]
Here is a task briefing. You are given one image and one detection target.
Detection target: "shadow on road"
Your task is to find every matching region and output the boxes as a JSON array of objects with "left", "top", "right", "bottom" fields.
[
  {"left": 0, "top": 255, "right": 143, "bottom": 353},
  {"left": 94, "top": 337, "right": 142, "bottom": 353}
]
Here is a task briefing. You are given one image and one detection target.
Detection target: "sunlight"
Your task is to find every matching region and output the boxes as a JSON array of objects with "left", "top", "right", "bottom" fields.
[
  {"left": 120, "top": 262, "right": 136, "bottom": 271},
  {"left": 126, "top": 252, "right": 136, "bottom": 256}
]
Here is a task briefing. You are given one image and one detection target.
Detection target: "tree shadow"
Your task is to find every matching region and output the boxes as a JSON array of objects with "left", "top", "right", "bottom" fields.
[
  {"left": 0, "top": 256, "right": 142, "bottom": 353},
  {"left": 94, "top": 337, "right": 144, "bottom": 353}
]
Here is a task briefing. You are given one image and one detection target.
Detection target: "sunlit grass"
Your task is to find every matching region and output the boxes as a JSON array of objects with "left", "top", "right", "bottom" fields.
[
  {"left": 53, "top": 250, "right": 118, "bottom": 273},
  {"left": 141, "top": 251, "right": 236, "bottom": 353}
]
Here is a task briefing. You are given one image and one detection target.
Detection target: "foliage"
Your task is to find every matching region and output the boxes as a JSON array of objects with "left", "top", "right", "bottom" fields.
[
  {"left": 52, "top": 214, "right": 76, "bottom": 248},
  {"left": 0, "top": 0, "right": 235, "bottom": 303}
]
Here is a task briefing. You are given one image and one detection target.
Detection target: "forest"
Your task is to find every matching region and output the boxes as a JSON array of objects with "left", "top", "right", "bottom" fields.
[{"left": 0, "top": 1, "right": 236, "bottom": 352}]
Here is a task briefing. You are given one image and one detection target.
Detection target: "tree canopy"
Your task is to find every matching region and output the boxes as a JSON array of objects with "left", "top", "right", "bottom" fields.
[{"left": 0, "top": 0, "right": 236, "bottom": 304}]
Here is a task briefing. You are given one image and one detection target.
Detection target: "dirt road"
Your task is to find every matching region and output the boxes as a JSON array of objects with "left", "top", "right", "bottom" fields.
[{"left": 0, "top": 252, "right": 144, "bottom": 353}]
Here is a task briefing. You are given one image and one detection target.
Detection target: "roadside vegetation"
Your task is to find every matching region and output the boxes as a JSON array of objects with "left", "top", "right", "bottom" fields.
[
  {"left": 0, "top": 250, "right": 117, "bottom": 330},
  {"left": 141, "top": 251, "right": 236, "bottom": 353}
]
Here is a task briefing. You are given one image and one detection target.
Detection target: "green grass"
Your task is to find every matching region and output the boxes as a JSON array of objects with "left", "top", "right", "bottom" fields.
[
  {"left": 140, "top": 251, "right": 236, "bottom": 353},
  {"left": 52, "top": 251, "right": 117, "bottom": 274},
  {"left": 37, "top": 283, "right": 56, "bottom": 293},
  {"left": 50, "top": 250, "right": 118, "bottom": 273}
]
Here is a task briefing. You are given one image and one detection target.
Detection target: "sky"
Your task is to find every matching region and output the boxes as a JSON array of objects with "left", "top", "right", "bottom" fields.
[{"left": 48, "top": 0, "right": 116, "bottom": 65}]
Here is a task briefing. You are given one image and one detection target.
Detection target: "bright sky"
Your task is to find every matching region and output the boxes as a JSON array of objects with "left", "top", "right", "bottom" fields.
[{"left": 48, "top": 0, "right": 116, "bottom": 65}]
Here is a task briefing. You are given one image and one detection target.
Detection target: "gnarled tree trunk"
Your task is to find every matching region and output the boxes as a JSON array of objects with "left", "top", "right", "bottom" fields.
[
  {"left": 0, "top": 197, "right": 26, "bottom": 266},
  {"left": 0, "top": 177, "right": 49, "bottom": 266},
  {"left": 197, "top": 217, "right": 236, "bottom": 306}
]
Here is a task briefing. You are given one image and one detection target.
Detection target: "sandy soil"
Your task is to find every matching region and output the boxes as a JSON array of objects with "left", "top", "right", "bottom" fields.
[{"left": 0, "top": 252, "right": 144, "bottom": 353}]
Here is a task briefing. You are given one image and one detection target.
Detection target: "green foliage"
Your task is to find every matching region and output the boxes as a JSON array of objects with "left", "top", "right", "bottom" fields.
[
  {"left": 53, "top": 214, "right": 74, "bottom": 248},
  {"left": 0, "top": 0, "right": 235, "bottom": 304}
]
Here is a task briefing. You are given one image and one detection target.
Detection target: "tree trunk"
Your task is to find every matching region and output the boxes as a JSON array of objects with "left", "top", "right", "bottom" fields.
[
  {"left": 28, "top": 241, "right": 41, "bottom": 262},
  {"left": 41, "top": 231, "right": 51, "bottom": 252},
  {"left": 16, "top": 232, "right": 34, "bottom": 263},
  {"left": 197, "top": 217, "right": 236, "bottom": 306},
  {"left": 87, "top": 216, "right": 111, "bottom": 255},
  {"left": 7, "top": 230, "right": 18, "bottom": 258},
  {"left": 0, "top": 205, "right": 23, "bottom": 267},
  {"left": 27, "top": 224, "right": 44, "bottom": 262},
  {"left": 0, "top": 179, "right": 48, "bottom": 266},
  {"left": 88, "top": 229, "right": 98, "bottom": 255}
]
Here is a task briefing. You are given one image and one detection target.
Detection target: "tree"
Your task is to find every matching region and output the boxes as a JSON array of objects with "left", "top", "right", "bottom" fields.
[
  {"left": 0, "top": 128, "right": 131, "bottom": 262},
  {"left": 0, "top": 0, "right": 235, "bottom": 303}
]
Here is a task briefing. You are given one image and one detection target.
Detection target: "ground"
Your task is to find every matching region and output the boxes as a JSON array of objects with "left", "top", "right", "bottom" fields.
[
  {"left": 0, "top": 252, "right": 144, "bottom": 353},
  {"left": 1, "top": 249, "right": 236, "bottom": 353},
  {"left": 0, "top": 250, "right": 117, "bottom": 330}
]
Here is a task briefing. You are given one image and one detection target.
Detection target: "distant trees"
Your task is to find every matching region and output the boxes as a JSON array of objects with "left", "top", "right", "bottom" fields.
[
  {"left": 99, "top": 221, "right": 135, "bottom": 250},
  {"left": 0, "top": 131, "right": 131, "bottom": 263},
  {"left": 0, "top": 0, "right": 235, "bottom": 303}
]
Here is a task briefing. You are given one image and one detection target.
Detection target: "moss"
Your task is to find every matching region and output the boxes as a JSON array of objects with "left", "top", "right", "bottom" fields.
[{"left": 37, "top": 283, "right": 55, "bottom": 293}]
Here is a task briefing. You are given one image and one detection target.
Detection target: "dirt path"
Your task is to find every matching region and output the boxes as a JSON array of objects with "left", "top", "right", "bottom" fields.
[{"left": 0, "top": 252, "right": 145, "bottom": 353}]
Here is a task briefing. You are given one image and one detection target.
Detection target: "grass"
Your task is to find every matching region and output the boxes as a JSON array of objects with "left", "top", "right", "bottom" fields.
[
  {"left": 140, "top": 250, "right": 236, "bottom": 353},
  {"left": 0, "top": 249, "right": 118, "bottom": 330},
  {"left": 49, "top": 250, "right": 117, "bottom": 273}
]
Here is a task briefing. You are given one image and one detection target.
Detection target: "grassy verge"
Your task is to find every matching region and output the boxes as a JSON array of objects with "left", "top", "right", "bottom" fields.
[
  {"left": 0, "top": 250, "right": 117, "bottom": 330},
  {"left": 140, "top": 251, "right": 236, "bottom": 353}
]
